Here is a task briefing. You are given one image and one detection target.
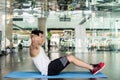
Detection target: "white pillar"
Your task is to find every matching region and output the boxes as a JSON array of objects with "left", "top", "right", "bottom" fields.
[{"left": 75, "top": 25, "right": 88, "bottom": 53}]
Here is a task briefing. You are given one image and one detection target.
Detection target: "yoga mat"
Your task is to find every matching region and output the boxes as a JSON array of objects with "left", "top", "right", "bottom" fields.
[{"left": 4, "top": 71, "right": 107, "bottom": 78}]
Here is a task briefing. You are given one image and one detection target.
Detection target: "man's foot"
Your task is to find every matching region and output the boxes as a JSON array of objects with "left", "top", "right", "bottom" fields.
[{"left": 90, "top": 62, "right": 105, "bottom": 75}]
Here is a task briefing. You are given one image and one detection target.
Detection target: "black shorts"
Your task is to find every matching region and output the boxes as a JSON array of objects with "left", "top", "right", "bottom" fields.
[{"left": 48, "top": 56, "right": 70, "bottom": 76}]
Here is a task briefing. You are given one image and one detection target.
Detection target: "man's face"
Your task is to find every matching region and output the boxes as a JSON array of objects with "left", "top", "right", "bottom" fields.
[{"left": 38, "top": 33, "right": 45, "bottom": 45}]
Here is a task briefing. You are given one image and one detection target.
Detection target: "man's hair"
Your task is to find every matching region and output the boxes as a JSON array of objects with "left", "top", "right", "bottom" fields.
[{"left": 31, "top": 29, "right": 43, "bottom": 36}]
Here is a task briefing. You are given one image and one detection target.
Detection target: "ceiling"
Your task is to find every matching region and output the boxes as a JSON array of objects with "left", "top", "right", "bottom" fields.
[
  {"left": 6, "top": 0, "right": 120, "bottom": 30},
  {"left": 13, "top": 0, "right": 120, "bottom": 11}
]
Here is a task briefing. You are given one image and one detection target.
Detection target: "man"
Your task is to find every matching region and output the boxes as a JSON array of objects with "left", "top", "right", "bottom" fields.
[
  {"left": 47, "top": 30, "right": 52, "bottom": 52},
  {"left": 30, "top": 29, "right": 105, "bottom": 76}
]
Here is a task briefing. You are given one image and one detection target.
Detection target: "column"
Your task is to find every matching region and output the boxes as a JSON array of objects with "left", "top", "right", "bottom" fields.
[
  {"left": 75, "top": 25, "right": 88, "bottom": 53},
  {"left": 5, "top": 0, "right": 13, "bottom": 48},
  {"left": 0, "top": 0, "right": 5, "bottom": 54},
  {"left": 37, "top": 0, "right": 49, "bottom": 32},
  {"left": 38, "top": 17, "right": 47, "bottom": 33}
]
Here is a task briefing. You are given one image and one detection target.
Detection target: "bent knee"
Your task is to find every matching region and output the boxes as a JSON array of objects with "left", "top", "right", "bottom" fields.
[{"left": 66, "top": 54, "right": 75, "bottom": 62}]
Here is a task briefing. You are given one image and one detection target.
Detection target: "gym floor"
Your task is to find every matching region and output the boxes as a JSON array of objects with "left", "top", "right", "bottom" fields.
[{"left": 0, "top": 47, "right": 120, "bottom": 80}]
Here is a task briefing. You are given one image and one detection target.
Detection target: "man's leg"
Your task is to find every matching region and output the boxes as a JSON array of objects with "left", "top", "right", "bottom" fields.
[
  {"left": 66, "top": 54, "right": 105, "bottom": 74},
  {"left": 66, "top": 54, "right": 93, "bottom": 70},
  {"left": 48, "top": 56, "right": 70, "bottom": 76}
]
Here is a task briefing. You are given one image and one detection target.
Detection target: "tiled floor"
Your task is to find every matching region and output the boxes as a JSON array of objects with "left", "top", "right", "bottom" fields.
[{"left": 0, "top": 47, "right": 120, "bottom": 80}]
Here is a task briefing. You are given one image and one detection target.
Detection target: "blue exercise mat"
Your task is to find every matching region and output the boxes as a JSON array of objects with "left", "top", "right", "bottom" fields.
[{"left": 4, "top": 71, "right": 107, "bottom": 78}]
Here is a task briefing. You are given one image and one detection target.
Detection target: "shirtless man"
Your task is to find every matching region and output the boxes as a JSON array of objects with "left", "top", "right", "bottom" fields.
[{"left": 30, "top": 29, "right": 105, "bottom": 76}]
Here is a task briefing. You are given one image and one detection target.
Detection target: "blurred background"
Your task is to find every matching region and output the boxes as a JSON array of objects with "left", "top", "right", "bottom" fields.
[{"left": 0, "top": 0, "right": 120, "bottom": 80}]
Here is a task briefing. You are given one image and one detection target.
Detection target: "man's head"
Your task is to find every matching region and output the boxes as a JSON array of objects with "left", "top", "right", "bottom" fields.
[
  {"left": 31, "top": 29, "right": 43, "bottom": 36},
  {"left": 31, "top": 29, "right": 45, "bottom": 45}
]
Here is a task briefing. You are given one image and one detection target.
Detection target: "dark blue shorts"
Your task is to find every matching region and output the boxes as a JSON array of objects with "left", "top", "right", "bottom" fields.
[{"left": 48, "top": 56, "right": 70, "bottom": 76}]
